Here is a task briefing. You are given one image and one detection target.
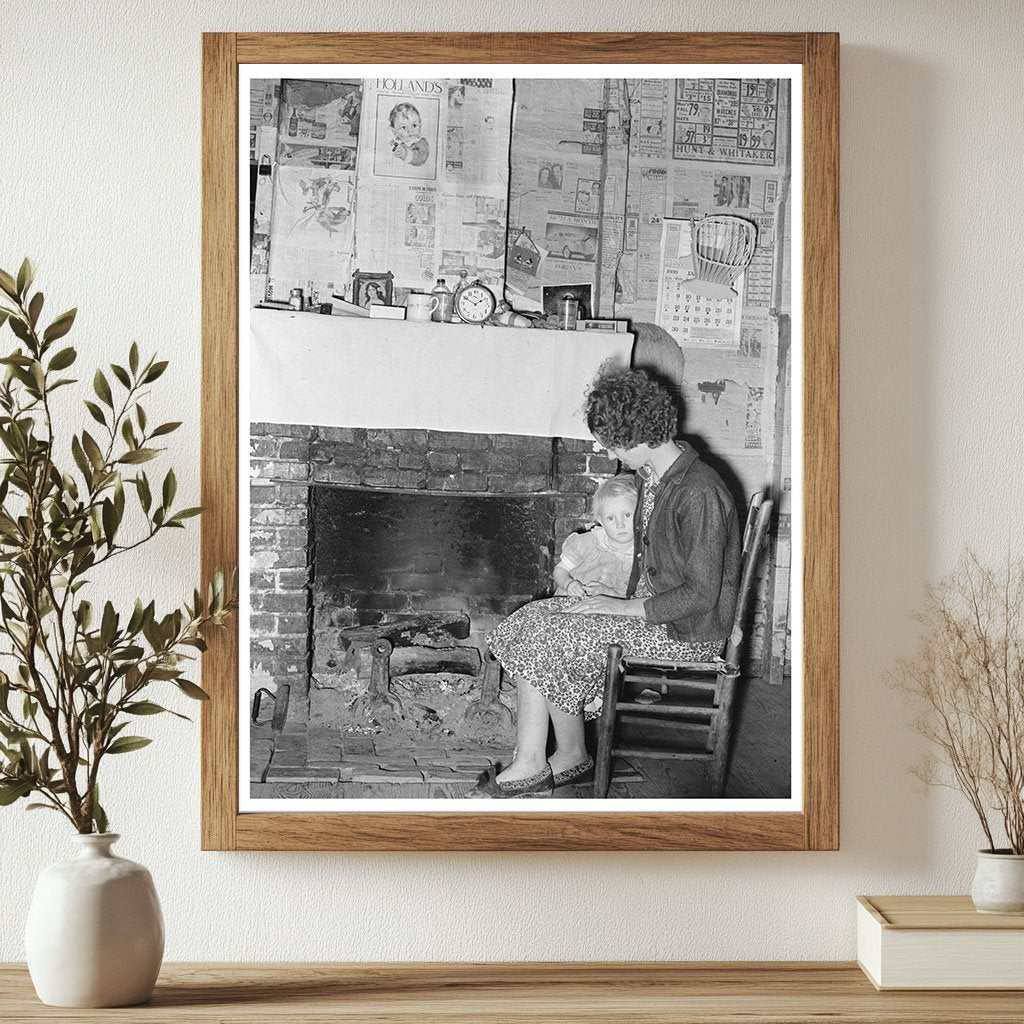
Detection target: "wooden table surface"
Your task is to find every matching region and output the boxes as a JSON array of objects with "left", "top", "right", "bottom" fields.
[{"left": 2, "top": 962, "right": 1023, "bottom": 1023}]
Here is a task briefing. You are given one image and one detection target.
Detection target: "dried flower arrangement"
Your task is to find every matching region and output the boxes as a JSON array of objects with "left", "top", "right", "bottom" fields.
[{"left": 894, "top": 552, "right": 1024, "bottom": 854}]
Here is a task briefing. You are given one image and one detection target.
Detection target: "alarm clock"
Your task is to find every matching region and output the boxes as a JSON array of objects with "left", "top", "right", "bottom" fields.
[{"left": 453, "top": 278, "right": 497, "bottom": 324}]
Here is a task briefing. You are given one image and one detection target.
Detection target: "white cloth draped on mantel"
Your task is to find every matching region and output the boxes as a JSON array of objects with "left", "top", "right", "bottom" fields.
[{"left": 248, "top": 308, "right": 634, "bottom": 440}]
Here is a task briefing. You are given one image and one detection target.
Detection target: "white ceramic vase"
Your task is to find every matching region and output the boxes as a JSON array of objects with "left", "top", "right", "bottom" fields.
[
  {"left": 25, "top": 833, "right": 164, "bottom": 1007},
  {"left": 971, "top": 850, "right": 1024, "bottom": 915}
]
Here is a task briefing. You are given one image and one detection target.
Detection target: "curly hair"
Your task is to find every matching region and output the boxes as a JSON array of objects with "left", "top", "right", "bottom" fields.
[{"left": 585, "top": 368, "right": 677, "bottom": 449}]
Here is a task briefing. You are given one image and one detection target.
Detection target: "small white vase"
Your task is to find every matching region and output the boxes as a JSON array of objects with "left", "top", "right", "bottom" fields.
[
  {"left": 25, "top": 833, "right": 164, "bottom": 1007},
  {"left": 971, "top": 849, "right": 1024, "bottom": 915}
]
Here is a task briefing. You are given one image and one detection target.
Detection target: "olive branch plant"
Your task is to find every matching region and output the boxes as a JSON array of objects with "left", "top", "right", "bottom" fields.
[
  {"left": 0, "top": 259, "right": 235, "bottom": 833},
  {"left": 894, "top": 552, "right": 1024, "bottom": 854}
]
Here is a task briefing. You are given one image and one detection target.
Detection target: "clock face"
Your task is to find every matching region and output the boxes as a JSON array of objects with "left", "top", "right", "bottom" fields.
[{"left": 455, "top": 282, "right": 496, "bottom": 324}]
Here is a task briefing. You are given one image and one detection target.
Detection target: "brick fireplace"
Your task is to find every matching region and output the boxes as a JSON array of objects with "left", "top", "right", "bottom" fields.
[{"left": 248, "top": 422, "right": 616, "bottom": 788}]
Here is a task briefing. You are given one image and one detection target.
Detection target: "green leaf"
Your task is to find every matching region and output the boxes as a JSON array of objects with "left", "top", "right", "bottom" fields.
[
  {"left": 175, "top": 679, "right": 210, "bottom": 701},
  {"left": 105, "top": 735, "right": 152, "bottom": 755},
  {"left": 91, "top": 785, "right": 108, "bottom": 834},
  {"left": 47, "top": 346, "right": 77, "bottom": 371},
  {"left": 129, "top": 342, "right": 139, "bottom": 375},
  {"left": 16, "top": 258, "right": 34, "bottom": 298},
  {"left": 27, "top": 291, "right": 43, "bottom": 328},
  {"left": 113, "top": 475, "right": 125, "bottom": 521},
  {"left": 0, "top": 268, "right": 18, "bottom": 300},
  {"left": 0, "top": 779, "right": 33, "bottom": 805},
  {"left": 100, "top": 601, "right": 117, "bottom": 647},
  {"left": 118, "top": 448, "right": 157, "bottom": 465},
  {"left": 168, "top": 507, "right": 203, "bottom": 524},
  {"left": 76, "top": 600, "right": 93, "bottom": 631},
  {"left": 136, "top": 473, "right": 152, "bottom": 513},
  {"left": 142, "top": 360, "right": 168, "bottom": 383},
  {"left": 42, "top": 308, "right": 76, "bottom": 344},
  {"left": 26, "top": 803, "right": 61, "bottom": 813},
  {"left": 81, "top": 431, "right": 105, "bottom": 471},
  {"left": 110, "top": 363, "right": 131, "bottom": 389},
  {"left": 8, "top": 316, "right": 31, "bottom": 345},
  {"left": 124, "top": 701, "right": 173, "bottom": 716},
  {"left": 71, "top": 435, "right": 91, "bottom": 482},
  {"left": 121, "top": 418, "right": 137, "bottom": 449},
  {"left": 93, "top": 369, "right": 113, "bottom": 408},
  {"left": 83, "top": 400, "right": 107, "bottom": 427},
  {"left": 101, "top": 498, "right": 116, "bottom": 547},
  {"left": 150, "top": 421, "right": 181, "bottom": 438},
  {"left": 136, "top": 404, "right": 147, "bottom": 432},
  {"left": 162, "top": 468, "right": 176, "bottom": 508}
]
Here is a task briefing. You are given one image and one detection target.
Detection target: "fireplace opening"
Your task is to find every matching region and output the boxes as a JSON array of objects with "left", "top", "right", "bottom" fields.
[{"left": 309, "top": 485, "right": 559, "bottom": 752}]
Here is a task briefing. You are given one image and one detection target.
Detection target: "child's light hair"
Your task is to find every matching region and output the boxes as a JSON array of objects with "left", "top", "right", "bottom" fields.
[{"left": 591, "top": 474, "right": 638, "bottom": 520}]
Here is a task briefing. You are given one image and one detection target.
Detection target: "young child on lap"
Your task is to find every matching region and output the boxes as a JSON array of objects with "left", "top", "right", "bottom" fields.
[{"left": 552, "top": 475, "right": 637, "bottom": 599}]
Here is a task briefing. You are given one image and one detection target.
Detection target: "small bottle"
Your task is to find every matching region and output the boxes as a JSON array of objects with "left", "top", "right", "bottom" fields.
[
  {"left": 431, "top": 278, "right": 454, "bottom": 323},
  {"left": 288, "top": 287, "right": 304, "bottom": 311},
  {"left": 558, "top": 293, "right": 579, "bottom": 330}
]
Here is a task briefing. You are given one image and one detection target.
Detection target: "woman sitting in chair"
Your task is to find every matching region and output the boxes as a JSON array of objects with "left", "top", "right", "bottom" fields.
[{"left": 470, "top": 368, "right": 741, "bottom": 799}]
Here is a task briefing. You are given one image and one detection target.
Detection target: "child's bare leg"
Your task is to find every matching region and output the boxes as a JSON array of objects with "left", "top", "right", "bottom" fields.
[
  {"left": 548, "top": 705, "right": 589, "bottom": 775},
  {"left": 495, "top": 677, "right": 551, "bottom": 782}
]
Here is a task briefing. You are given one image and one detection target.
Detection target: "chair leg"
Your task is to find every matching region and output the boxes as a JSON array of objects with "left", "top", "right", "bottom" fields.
[
  {"left": 708, "top": 671, "right": 738, "bottom": 797},
  {"left": 594, "top": 644, "right": 624, "bottom": 798}
]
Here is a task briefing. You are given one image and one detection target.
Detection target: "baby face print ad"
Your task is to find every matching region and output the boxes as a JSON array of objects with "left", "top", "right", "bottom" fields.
[{"left": 372, "top": 79, "right": 441, "bottom": 181}]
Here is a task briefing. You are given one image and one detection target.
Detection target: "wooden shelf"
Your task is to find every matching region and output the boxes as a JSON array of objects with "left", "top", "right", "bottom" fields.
[{"left": 2, "top": 962, "right": 1023, "bottom": 1022}]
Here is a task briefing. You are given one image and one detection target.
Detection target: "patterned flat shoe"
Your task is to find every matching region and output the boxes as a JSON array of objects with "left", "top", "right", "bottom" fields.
[
  {"left": 551, "top": 756, "right": 595, "bottom": 787},
  {"left": 467, "top": 764, "right": 553, "bottom": 799}
]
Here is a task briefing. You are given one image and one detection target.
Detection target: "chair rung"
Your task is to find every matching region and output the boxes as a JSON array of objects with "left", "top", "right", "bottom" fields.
[
  {"left": 623, "top": 674, "right": 718, "bottom": 692},
  {"left": 616, "top": 703, "right": 714, "bottom": 718},
  {"left": 616, "top": 716, "right": 711, "bottom": 735},
  {"left": 623, "top": 659, "right": 722, "bottom": 672},
  {"left": 611, "top": 746, "right": 713, "bottom": 762}
]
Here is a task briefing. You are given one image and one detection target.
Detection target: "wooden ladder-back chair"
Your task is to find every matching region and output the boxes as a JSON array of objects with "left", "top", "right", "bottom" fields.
[{"left": 593, "top": 492, "right": 774, "bottom": 799}]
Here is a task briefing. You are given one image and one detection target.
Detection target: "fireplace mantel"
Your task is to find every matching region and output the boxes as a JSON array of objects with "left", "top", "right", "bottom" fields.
[{"left": 249, "top": 308, "right": 633, "bottom": 440}]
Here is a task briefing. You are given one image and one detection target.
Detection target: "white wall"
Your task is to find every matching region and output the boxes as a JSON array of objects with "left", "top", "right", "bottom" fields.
[{"left": 1, "top": 1, "right": 1022, "bottom": 961}]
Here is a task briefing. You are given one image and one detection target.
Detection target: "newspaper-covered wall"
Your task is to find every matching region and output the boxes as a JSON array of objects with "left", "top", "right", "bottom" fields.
[
  {"left": 353, "top": 77, "right": 511, "bottom": 294},
  {"left": 506, "top": 77, "right": 791, "bottom": 500},
  {"left": 250, "top": 77, "right": 512, "bottom": 307}
]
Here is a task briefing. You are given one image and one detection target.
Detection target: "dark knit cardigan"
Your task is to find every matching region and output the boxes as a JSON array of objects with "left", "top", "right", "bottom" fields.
[{"left": 626, "top": 441, "right": 741, "bottom": 642}]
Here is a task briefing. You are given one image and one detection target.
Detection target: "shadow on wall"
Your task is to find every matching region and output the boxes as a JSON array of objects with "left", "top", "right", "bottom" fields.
[{"left": 838, "top": 47, "right": 936, "bottom": 866}]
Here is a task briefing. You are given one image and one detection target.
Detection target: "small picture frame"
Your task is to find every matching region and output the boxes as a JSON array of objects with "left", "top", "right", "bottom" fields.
[{"left": 352, "top": 269, "right": 394, "bottom": 307}]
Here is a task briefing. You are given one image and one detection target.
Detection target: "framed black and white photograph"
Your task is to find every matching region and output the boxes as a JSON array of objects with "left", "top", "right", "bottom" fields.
[{"left": 202, "top": 33, "right": 839, "bottom": 851}]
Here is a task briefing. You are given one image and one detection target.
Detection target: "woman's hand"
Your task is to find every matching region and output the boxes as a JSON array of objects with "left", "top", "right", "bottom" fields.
[
  {"left": 569, "top": 596, "right": 646, "bottom": 617},
  {"left": 564, "top": 578, "right": 587, "bottom": 598}
]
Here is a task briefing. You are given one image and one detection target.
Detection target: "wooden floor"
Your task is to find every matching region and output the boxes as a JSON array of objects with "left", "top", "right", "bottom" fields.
[{"left": 252, "top": 674, "right": 790, "bottom": 800}]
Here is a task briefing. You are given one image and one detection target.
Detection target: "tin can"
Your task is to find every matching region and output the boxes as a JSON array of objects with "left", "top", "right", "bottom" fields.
[
  {"left": 288, "top": 287, "right": 304, "bottom": 311},
  {"left": 558, "top": 293, "right": 579, "bottom": 330}
]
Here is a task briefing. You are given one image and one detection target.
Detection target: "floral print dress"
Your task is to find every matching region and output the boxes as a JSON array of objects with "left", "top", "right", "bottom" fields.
[{"left": 486, "top": 475, "right": 723, "bottom": 719}]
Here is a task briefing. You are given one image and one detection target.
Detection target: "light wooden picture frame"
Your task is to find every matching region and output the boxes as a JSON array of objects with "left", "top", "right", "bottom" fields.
[{"left": 201, "top": 32, "right": 839, "bottom": 851}]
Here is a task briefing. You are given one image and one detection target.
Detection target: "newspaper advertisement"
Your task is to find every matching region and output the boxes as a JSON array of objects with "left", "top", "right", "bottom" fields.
[
  {"left": 277, "top": 79, "right": 361, "bottom": 169},
  {"left": 672, "top": 78, "right": 779, "bottom": 166},
  {"left": 249, "top": 80, "right": 279, "bottom": 164},
  {"left": 354, "top": 78, "right": 511, "bottom": 293},
  {"left": 266, "top": 166, "right": 355, "bottom": 305},
  {"left": 655, "top": 218, "right": 743, "bottom": 350},
  {"left": 505, "top": 79, "right": 606, "bottom": 308}
]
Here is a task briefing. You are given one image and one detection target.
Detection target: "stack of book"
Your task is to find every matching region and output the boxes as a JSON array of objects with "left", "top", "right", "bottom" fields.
[{"left": 857, "top": 895, "right": 1024, "bottom": 989}]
